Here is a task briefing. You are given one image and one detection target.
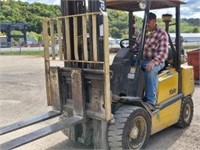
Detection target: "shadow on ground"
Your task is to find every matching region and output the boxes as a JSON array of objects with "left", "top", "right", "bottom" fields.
[{"left": 48, "top": 125, "right": 187, "bottom": 150}]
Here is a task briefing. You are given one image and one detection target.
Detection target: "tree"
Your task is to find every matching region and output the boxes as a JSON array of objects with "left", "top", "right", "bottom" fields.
[
  {"left": 110, "top": 27, "right": 122, "bottom": 38},
  {"left": 0, "top": 32, "right": 4, "bottom": 36},
  {"left": 0, "top": 0, "right": 61, "bottom": 33},
  {"left": 108, "top": 9, "right": 128, "bottom": 38},
  {"left": 193, "top": 27, "right": 199, "bottom": 33},
  {"left": 27, "top": 31, "right": 39, "bottom": 42}
]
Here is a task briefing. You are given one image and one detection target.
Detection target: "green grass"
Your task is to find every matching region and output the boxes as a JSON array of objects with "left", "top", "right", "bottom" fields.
[
  {"left": 0, "top": 51, "right": 44, "bottom": 56},
  {"left": 0, "top": 46, "right": 198, "bottom": 56}
]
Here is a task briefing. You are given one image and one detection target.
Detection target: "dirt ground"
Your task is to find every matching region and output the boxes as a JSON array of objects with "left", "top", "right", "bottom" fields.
[{"left": 0, "top": 55, "right": 200, "bottom": 150}]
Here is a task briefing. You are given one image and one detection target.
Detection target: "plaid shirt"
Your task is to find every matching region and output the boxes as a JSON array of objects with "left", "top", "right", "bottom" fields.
[
  {"left": 136, "top": 26, "right": 168, "bottom": 65},
  {"left": 133, "top": 26, "right": 168, "bottom": 65}
]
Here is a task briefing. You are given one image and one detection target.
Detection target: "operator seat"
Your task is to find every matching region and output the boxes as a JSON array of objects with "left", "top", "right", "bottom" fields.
[
  {"left": 158, "top": 47, "right": 173, "bottom": 73},
  {"left": 110, "top": 47, "right": 134, "bottom": 96}
]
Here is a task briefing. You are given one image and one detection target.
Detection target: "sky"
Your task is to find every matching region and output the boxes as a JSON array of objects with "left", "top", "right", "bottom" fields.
[{"left": 20, "top": 0, "right": 199, "bottom": 19}]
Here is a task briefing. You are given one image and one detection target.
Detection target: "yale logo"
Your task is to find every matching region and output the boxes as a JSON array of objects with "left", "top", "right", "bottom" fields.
[{"left": 169, "top": 88, "right": 177, "bottom": 95}]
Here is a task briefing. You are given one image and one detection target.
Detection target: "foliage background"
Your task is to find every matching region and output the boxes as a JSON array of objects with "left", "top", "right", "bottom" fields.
[{"left": 0, "top": 0, "right": 199, "bottom": 41}]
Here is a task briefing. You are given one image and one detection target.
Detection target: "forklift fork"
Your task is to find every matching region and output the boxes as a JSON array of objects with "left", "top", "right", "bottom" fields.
[
  {"left": 0, "top": 67, "right": 84, "bottom": 150},
  {"left": 0, "top": 111, "right": 61, "bottom": 135},
  {"left": 0, "top": 114, "right": 82, "bottom": 150}
]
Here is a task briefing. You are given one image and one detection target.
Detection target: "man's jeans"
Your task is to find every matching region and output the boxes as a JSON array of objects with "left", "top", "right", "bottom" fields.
[{"left": 141, "top": 60, "right": 165, "bottom": 105}]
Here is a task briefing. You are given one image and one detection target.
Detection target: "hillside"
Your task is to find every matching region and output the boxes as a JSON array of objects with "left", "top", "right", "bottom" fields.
[
  {"left": 0, "top": 0, "right": 61, "bottom": 33},
  {"left": 0, "top": 0, "right": 199, "bottom": 38},
  {"left": 183, "top": 18, "right": 200, "bottom": 26}
]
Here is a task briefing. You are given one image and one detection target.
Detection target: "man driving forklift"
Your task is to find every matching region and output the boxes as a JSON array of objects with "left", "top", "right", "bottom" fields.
[{"left": 133, "top": 12, "right": 168, "bottom": 110}]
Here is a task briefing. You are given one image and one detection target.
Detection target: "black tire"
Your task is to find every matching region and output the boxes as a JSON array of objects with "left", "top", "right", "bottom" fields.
[
  {"left": 108, "top": 105, "right": 151, "bottom": 150},
  {"left": 176, "top": 96, "right": 194, "bottom": 128}
]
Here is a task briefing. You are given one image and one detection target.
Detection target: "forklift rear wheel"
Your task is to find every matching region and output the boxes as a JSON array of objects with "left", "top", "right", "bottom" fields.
[
  {"left": 176, "top": 96, "right": 194, "bottom": 128},
  {"left": 108, "top": 105, "right": 151, "bottom": 150}
]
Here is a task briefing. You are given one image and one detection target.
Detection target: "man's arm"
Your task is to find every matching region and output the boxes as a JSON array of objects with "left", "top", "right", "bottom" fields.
[{"left": 152, "top": 31, "right": 169, "bottom": 65}]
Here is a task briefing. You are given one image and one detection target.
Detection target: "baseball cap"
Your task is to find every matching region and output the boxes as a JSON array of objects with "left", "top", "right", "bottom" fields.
[{"left": 148, "top": 12, "right": 157, "bottom": 21}]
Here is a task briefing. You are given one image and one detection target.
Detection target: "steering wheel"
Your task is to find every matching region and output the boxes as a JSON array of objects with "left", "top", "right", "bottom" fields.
[{"left": 119, "top": 38, "right": 139, "bottom": 49}]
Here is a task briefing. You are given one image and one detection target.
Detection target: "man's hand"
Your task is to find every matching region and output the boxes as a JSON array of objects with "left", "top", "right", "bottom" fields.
[{"left": 146, "top": 60, "right": 156, "bottom": 71}]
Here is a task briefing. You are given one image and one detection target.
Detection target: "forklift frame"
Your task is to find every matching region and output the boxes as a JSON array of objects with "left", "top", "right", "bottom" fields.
[{"left": 0, "top": 0, "right": 194, "bottom": 150}]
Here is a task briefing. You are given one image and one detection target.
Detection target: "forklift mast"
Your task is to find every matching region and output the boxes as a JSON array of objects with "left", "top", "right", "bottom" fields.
[
  {"left": 61, "top": 0, "right": 106, "bottom": 62},
  {"left": 42, "top": 0, "right": 111, "bottom": 118}
]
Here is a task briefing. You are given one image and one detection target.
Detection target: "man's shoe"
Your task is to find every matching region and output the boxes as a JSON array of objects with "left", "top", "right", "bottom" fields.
[
  {"left": 154, "top": 104, "right": 160, "bottom": 109},
  {"left": 145, "top": 102, "right": 160, "bottom": 111}
]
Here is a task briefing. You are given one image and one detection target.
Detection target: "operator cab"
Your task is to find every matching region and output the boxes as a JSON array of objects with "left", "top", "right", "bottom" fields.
[{"left": 108, "top": 0, "right": 185, "bottom": 110}]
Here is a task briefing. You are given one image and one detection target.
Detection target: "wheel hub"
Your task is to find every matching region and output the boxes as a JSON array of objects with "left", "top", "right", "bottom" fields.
[
  {"left": 184, "top": 104, "right": 191, "bottom": 122},
  {"left": 127, "top": 116, "right": 148, "bottom": 149},
  {"left": 129, "top": 126, "right": 139, "bottom": 139}
]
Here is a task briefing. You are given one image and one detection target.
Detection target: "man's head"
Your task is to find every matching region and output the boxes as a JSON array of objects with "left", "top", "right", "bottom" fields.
[{"left": 147, "top": 12, "right": 157, "bottom": 31}]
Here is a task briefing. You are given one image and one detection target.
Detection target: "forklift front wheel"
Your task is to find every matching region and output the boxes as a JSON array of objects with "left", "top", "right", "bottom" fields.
[{"left": 108, "top": 105, "right": 151, "bottom": 149}]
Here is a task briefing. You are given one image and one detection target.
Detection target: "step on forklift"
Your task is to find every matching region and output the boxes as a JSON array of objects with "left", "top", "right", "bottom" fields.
[{"left": 0, "top": 0, "right": 195, "bottom": 149}]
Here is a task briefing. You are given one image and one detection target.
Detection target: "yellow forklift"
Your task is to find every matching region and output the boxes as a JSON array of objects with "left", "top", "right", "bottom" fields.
[{"left": 0, "top": 0, "right": 194, "bottom": 149}]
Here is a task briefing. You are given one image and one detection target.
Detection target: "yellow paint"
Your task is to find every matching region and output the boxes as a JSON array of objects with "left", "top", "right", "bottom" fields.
[
  {"left": 152, "top": 68, "right": 181, "bottom": 134},
  {"left": 151, "top": 65, "right": 194, "bottom": 135},
  {"left": 151, "top": 100, "right": 181, "bottom": 134},
  {"left": 157, "top": 68, "right": 178, "bottom": 104},
  {"left": 181, "top": 65, "right": 194, "bottom": 96}
]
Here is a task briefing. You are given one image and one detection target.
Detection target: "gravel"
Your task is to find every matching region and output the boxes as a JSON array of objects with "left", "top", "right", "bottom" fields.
[{"left": 0, "top": 55, "right": 199, "bottom": 150}]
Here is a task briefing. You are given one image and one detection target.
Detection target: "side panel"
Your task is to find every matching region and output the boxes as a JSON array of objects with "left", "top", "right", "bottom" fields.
[
  {"left": 153, "top": 69, "right": 181, "bottom": 134},
  {"left": 49, "top": 67, "right": 61, "bottom": 111},
  {"left": 157, "top": 69, "right": 178, "bottom": 104},
  {"left": 151, "top": 100, "right": 181, "bottom": 134},
  {"left": 181, "top": 65, "right": 194, "bottom": 96},
  {"left": 71, "top": 69, "right": 84, "bottom": 116}
]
